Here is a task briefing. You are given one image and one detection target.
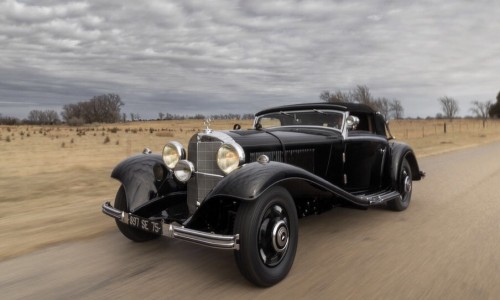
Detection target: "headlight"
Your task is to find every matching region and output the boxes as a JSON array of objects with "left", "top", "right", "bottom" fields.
[
  {"left": 217, "top": 144, "right": 244, "bottom": 174},
  {"left": 174, "top": 160, "right": 194, "bottom": 183},
  {"left": 162, "top": 141, "right": 185, "bottom": 169}
]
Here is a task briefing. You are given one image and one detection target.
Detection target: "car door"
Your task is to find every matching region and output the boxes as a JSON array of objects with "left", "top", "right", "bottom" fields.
[{"left": 343, "top": 115, "right": 388, "bottom": 191}]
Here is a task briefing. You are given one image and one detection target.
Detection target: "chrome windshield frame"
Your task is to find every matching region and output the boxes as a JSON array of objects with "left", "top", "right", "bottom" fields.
[{"left": 254, "top": 109, "right": 347, "bottom": 135}]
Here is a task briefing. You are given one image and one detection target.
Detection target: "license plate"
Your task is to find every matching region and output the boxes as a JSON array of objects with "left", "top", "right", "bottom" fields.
[{"left": 128, "top": 214, "right": 162, "bottom": 235}]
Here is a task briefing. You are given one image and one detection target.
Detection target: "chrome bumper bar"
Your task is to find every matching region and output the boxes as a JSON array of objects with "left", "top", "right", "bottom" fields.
[{"left": 102, "top": 202, "right": 239, "bottom": 250}]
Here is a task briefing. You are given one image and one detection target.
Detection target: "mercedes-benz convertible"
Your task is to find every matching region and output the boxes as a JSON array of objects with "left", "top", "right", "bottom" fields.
[{"left": 102, "top": 102, "right": 424, "bottom": 286}]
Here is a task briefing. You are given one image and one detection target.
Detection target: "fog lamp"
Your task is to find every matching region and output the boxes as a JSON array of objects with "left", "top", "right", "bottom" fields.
[{"left": 173, "top": 160, "right": 194, "bottom": 183}]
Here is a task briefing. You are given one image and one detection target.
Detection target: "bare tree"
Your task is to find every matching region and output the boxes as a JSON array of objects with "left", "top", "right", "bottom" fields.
[
  {"left": 352, "top": 85, "right": 373, "bottom": 105},
  {"left": 373, "top": 98, "right": 390, "bottom": 119},
  {"left": 61, "top": 93, "right": 123, "bottom": 124},
  {"left": 320, "top": 85, "right": 403, "bottom": 117},
  {"left": 319, "top": 90, "right": 331, "bottom": 102},
  {"left": 320, "top": 90, "right": 353, "bottom": 103},
  {"left": 438, "top": 96, "right": 460, "bottom": 121},
  {"left": 27, "top": 110, "right": 60, "bottom": 124},
  {"left": 471, "top": 100, "right": 492, "bottom": 127},
  {"left": 390, "top": 99, "right": 404, "bottom": 119},
  {"left": 470, "top": 100, "right": 492, "bottom": 119},
  {"left": 158, "top": 112, "right": 165, "bottom": 120}
]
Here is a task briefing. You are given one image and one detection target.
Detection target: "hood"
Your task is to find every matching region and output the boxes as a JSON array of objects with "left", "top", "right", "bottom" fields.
[{"left": 224, "top": 128, "right": 341, "bottom": 149}]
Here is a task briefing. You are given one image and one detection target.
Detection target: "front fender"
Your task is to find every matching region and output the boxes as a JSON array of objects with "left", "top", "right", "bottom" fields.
[
  {"left": 205, "top": 161, "right": 308, "bottom": 201},
  {"left": 204, "top": 161, "right": 365, "bottom": 205},
  {"left": 111, "top": 154, "right": 184, "bottom": 212}
]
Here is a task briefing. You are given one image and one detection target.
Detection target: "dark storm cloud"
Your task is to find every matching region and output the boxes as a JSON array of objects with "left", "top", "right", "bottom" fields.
[{"left": 1, "top": 0, "right": 499, "bottom": 119}]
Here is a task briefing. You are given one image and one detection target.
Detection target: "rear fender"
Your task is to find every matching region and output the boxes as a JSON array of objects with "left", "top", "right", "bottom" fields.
[
  {"left": 111, "top": 154, "right": 185, "bottom": 212},
  {"left": 390, "top": 142, "right": 424, "bottom": 185}
]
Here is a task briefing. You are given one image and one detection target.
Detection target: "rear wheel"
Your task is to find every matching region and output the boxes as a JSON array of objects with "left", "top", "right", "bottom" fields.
[
  {"left": 234, "top": 186, "right": 298, "bottom": 287},
  {"left": 114, "top": 185, "right": 160, "bottom": 242},
  {"left": 388, "top": 158, "right": 413, "bottom": 211}
]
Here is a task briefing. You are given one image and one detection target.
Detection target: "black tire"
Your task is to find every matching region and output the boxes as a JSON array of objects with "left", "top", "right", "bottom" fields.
[
  {"left": 234, "top": 186, "right": 298, "bottom": 287},
  {"left": 114, "top": 185, "right": 160, "bottom": 242},
  {"left": 387, "top": 158, "right": 413, "bottom": 211}
]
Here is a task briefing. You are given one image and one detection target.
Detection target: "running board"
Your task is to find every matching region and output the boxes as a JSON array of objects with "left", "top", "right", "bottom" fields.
[{"left": 357, "top": 190, "right": 402, "bottom": 205}]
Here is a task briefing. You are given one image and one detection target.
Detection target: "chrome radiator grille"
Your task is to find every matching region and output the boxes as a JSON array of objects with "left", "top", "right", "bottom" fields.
[{"left": 187, "top": 141, "right": 224, "bottom": 214}]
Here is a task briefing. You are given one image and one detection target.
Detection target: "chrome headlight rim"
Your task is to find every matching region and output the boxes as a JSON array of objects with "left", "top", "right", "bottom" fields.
[
  {"left": 162, "top": 141, "right": 186, "bottom": 170},
  {"left": 173, "top": 160, "right": 194, "bottom": 183},
  {"left": 217, "top": 143, "right": 245, "bottom": 175}
]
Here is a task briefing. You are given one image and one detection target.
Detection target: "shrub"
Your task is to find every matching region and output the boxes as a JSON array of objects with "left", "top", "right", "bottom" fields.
[
  {"left": 104, "top": 136, "right": 110, "bottom": 144},
  {"left": 67, "top": 117, "right": 85, "bottom": 126}
]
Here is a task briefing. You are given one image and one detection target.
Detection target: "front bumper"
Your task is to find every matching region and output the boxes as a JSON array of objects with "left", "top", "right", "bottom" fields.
[{"left": 102, "top": 201, "right": 239, "bottom": 250}]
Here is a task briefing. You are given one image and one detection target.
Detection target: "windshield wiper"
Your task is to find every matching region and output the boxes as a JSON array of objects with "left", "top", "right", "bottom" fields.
[{"left": 279, "top": 111, "right": 294, "bottom": 118}]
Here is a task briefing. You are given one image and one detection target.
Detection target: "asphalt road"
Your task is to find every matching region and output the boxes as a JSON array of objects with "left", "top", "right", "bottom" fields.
[{"left": 2, "top": 142, "right": 500, "bottom": 300}]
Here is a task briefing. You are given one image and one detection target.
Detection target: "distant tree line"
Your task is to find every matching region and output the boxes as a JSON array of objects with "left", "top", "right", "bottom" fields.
[
  {"left": 320, "top": 85, "right": 404, "bottom": 119},
  {"left": 156, "top": 112, "right": 254, "bottom": 121},
  {"left": 0, "top": 113, "right": 21, "bottom": 125},
  {"left": 2, "top": 89, "right": 499, "bottom": 126},
  {"left": 438, "top": 91, "right": 499, "bottom": 122},
  {"left": 26, "top": 110, "right": 61, "bottom": 125}
]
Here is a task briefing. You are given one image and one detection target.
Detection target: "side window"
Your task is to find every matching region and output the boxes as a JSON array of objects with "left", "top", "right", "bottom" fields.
[{"left": 348, "top": 113, "right": 375, "bottom": 135}]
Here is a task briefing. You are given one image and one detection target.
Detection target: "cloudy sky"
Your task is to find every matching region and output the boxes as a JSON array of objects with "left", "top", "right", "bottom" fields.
[{"left": 1, "top": 0, "right": 499, "bottom": 120}]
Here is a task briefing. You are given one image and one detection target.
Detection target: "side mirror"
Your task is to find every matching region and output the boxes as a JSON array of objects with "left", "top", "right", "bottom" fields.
[{"left": 346, "top": 115, "right": 360, "bottom": 130}]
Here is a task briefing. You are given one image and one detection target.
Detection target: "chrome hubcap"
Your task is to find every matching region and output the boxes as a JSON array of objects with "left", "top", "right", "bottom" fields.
[
  {"left": 404, "top": 175, "right": 412, "bottom": 193},
  {"left": 272, "top": 220, "right": 289, "bottom": 253},
  {"left": 258, "top": 204, "right": 289, "bottom": 267}
]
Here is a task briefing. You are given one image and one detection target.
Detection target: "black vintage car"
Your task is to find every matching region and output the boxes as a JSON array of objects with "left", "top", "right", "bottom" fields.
[{"left": 102, "top": 102, "right": 424, "bottom": 286}]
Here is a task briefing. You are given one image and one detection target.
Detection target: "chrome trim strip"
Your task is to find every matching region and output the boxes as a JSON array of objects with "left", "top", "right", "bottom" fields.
[
  {"left": 254, "top": 109, "right": 346, "bottom": 133},
  {"left": 102, "top": 202, "right": 240, "bottom": 250},
  {"left": 195, "top": 171, "right": 224, "bottom": 178}
]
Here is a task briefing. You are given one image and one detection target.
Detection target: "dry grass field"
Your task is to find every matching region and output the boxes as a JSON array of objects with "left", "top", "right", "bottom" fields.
[{"left": 1, "top": 118, "right": 500, "bottom": 261}]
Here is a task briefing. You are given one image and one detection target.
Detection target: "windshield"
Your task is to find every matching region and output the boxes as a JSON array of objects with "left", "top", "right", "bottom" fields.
[{"left": 255, "top": 110, "right": 344, "bottom": 131}]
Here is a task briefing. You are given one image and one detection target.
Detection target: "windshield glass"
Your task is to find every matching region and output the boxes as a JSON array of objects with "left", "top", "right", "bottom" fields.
[{"left": 255, "top": 110, "right": 344, "bottom": 131}]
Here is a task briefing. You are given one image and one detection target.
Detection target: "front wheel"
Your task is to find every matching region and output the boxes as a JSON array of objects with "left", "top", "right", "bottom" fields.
[
  {"left": 114, "top": 185, "right": 160, "bottom": 242},
  {"left": 234, "top": 186, "right": 298, "bottom": 287},
  {"left": 387, "top": 158, "right": 413, "bottom": 211}
]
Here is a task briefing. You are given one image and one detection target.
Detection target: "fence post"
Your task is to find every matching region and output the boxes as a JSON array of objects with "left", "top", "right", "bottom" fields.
[{"left": 444, "top": 123, "right": 447, "bottom": 134}]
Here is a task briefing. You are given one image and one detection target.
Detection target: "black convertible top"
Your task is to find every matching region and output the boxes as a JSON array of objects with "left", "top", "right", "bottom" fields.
[{"left": 255, "top": 102, "right": 376, "bottom": 116}]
